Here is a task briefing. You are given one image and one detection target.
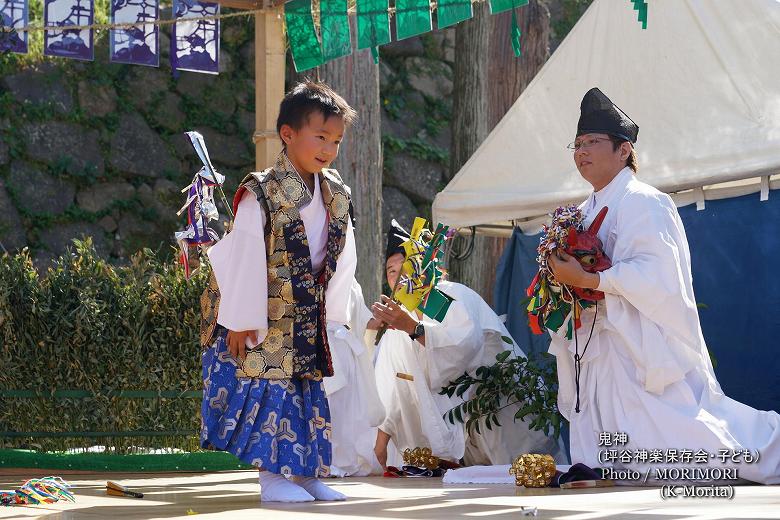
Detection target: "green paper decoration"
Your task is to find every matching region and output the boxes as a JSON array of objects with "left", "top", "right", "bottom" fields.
[
  {"left": 396, "top": 0, "right": 433, "bottom": 41},
  {"left": 631, "top": 0, "right": 648, "bottom": 29},
  {"left": 285, "top": 0, "right": 323, "bottom": 72},
  {"left": 437, "top": 0, "right": 473, "bottom": 29},
  {"left": 283, "top": 0, "right": 549, "bottom": 70},
  {"left": 357, "top": 0, "right": 391, "bottom": 49},
  {"left": 420, "top": 288, "right": 454, "bottom": 322},
  {"left": 489, "top": 0, "right": 528, "bottom": 15},
  {"left": 511, "top": 8, "right": 521, "bottom": 57},
  {"left": 321, "top": 0, "right": 352, "bottom": 61}
]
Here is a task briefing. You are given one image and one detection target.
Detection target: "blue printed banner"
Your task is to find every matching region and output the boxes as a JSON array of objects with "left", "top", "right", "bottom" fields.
[
  {"left": 172, "top": 0, "right": 219, "bottom": 74},
  {"left": 1, "top": 0, "right": 28, "bottom": 54},
  {"left": 44, "top": 0, "right": 94, "bottom": 61},
  {"left": 110, "top": 0, "right": 159, "bottom": 67}
]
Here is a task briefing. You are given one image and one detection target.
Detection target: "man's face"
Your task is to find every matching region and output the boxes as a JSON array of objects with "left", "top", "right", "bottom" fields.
[
  {"left": 281, "top": 111, "right": 345, "bottom": 174},
  {"left": 385, "top": 253, "right": 404, "bottom": 288},
  {"left": 573, "top": 133, "right": 630, "bottom": 189}
]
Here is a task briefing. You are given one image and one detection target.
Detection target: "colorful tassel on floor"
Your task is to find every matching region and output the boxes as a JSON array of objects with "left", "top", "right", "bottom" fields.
[{"left": 1, "top": 476, "right": 75, "bottom": 506}]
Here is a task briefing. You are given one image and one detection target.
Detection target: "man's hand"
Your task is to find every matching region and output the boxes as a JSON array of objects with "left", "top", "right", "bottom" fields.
[
  {"left": 371, "top": 295, "right": 417, "bottom": 335},
  {"left": 547, "top": 250, "right": 600, "bottom": 289},
  {"left": 226, "top": 329, "right": 258, "bottom": 361}
]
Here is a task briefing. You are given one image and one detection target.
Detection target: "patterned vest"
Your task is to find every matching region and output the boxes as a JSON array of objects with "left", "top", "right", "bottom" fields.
[{"left": 200, "top": 153, "right": 352, "bottom": 380}]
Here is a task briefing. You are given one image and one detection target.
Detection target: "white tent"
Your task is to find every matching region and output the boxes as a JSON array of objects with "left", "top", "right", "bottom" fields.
[{"left": 432, "top": 0, "right": 780, "bottom": 232}]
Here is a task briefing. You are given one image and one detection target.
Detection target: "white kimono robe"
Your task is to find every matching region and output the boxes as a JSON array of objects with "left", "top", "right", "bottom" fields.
[
  {"left": 550, "top": 167, "right": 780, "bottom": 484},
  {"left": 207, "top": 173, "right": 357, "bottom": 344},
  {"left": 323, "top": 279, "right": 385, "bottom": 476},
  {"left": 375, "top": 280, "right": 567, "bottom": 465}
]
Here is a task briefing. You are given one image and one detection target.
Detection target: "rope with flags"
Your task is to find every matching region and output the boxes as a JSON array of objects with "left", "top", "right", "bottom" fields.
[{"left": 2, "top": 0, "right": 648, "bottom": 73}]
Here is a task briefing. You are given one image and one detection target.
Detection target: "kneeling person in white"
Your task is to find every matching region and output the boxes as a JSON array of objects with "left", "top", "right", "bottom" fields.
[
  {"left": 371, "top": 232, "right": 567, "bottom": 468},
  {"left": 323, "top": 279, "right": 385, "bottom": 476}
]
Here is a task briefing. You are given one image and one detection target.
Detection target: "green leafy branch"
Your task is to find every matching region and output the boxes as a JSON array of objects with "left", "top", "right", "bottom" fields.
[{"left": 439, "top": 340, "right": 564, "bottom": 439}]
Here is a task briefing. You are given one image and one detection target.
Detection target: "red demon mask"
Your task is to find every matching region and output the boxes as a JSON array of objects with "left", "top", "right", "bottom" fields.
[{"left": 564, "top": 206, "right": 612, "bottom": 301}]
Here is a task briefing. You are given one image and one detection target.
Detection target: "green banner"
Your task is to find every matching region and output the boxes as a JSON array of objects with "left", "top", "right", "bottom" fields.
[
  {"left": 396, "top": 0, "right": 433, "bottom": 41},
  {"left": 357, "top": 0, "right": 391, "bottom": 49},
  {"left": 489, "top": 0, "right": 528, "bottom": 15},
  {"left": 321, "top": 0, "right": 352, "bottom": 61},
  {"left": 437, "top": 0, "right": 472, "bottom": 29},
  {"left": 285, "top": 0, "right": 323, "bottom": 72}
]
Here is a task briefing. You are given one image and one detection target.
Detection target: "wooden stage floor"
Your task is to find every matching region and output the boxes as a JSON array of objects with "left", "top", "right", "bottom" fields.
[{"left": 1, "top": 470, "right": 778, "bottom": 519}]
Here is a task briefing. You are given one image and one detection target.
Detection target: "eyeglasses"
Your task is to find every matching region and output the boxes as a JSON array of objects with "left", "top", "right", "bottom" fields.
[{"left": 566, "top": 137, "right": 610, "bottom": 151}]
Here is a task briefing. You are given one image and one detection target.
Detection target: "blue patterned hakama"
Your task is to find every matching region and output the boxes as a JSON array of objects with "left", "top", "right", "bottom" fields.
[{"left": 200, "top": 334, "right": 332, "bottom": 477}]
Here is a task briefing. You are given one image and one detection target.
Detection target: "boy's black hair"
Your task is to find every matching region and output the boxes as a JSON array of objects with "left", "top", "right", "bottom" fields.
[{"left": 276, "top": 81, "right": 357, "bottom": 138}]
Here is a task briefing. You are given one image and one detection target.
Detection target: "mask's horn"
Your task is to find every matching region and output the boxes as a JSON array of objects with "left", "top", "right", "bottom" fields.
[{"left": 587, "top": 206, "right": 609, "bottom": 236}]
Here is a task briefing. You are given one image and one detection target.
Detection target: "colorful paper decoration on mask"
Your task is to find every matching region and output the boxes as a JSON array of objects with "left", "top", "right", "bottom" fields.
[
  {"left": 0, "top": 0, "right": 28, "bottom": 54},
  {"left": 110, "top": 0, "right": 159, "bottom": 67},
  {"left": 44, "top": 0, "right": 94, "bottom": 61},
  {"left": 390, "top": 217, "right": 455, "bottom": 321},
  {"left": 0, "top": 476, "right": 74, "bottom": 506},
  {"left": 174, "top": 130, "right": 230, "bottom": 279},
  {"left": 525, "top": 205, "right": 600, "bottom": 339}
]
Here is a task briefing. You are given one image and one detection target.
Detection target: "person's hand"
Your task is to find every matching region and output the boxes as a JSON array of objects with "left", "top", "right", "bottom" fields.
[
  {"left": 371, "top": 295, "right": 417, "bottom": 335},
  {"left": 226, "top": 329, "right": 258, "bottom": 361},
  {"left": 547, "top": 250, "right": 599, "bottom": 289},
  {"left": 366, "top": 317, "right": 382, "bottom": 330}
]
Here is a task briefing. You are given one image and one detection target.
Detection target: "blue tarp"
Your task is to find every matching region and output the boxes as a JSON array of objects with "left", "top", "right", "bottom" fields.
[{"left": 494, "top": 191, "right": 780, "bottom": 413}]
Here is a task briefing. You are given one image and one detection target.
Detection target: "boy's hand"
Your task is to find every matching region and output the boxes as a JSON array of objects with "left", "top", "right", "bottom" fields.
[{"left": 226, "top": 330, "right": 259, "bottom": 361}]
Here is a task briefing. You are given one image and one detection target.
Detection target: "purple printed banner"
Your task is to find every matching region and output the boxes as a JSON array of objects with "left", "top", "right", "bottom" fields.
[
  {"left": 44, "top": 0, "right": 94, "bottom": 61},
  {"left": 172, "top": 0, "right": 219, "bottom": 74},
  {"left": 1, "top": 0, "right": 28, "bottom": 54},
  {"left": 110, "top": 0, "right": 159, "bottom": 67}
]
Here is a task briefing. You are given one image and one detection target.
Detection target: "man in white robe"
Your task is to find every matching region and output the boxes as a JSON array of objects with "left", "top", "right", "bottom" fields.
[
  {"left": 547, "top": 87, "right": 780, "bottom": 484},
  {"left": 323, "top": 279, "right": 385, "bottom": 476},
  {"left": 371, "top": 234, "right": 567, "bottom": 468}
]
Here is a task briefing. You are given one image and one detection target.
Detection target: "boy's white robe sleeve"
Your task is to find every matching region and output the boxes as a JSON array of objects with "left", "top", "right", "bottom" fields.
[
  {"left": 207, "top": 191, "right": 268, "bottom": 346},
  {"left": 325, "top": 219, "right": 357, "bottom": 325}
]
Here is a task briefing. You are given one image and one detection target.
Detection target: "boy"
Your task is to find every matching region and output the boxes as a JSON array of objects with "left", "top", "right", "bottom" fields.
[{"left": 200, "top": 81, "right": 359, "bottom": 501}]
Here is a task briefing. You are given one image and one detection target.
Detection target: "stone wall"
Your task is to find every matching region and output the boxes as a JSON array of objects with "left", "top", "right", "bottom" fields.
[
  {"left": 0, "top": 16, "right": 255, "bottom": 268},
  {"left": 0, "top": 1, "right": 583, "bottom": 267},
  {"left": 378, "top": 30, "right": 455, "bottom": 235}
]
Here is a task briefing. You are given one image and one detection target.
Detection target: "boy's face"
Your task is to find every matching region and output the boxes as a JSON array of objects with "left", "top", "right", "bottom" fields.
[{"left": 280, "top": 111, "right": 345, "bottom": 174}]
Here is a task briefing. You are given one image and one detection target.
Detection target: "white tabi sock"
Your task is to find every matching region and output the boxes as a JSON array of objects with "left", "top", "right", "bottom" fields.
[
  {"left": 258, "top": 471, "right": 314, "bottom": 503},
  {"left": 293, "top": 477, "right": 347, "bottom": 501}
]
